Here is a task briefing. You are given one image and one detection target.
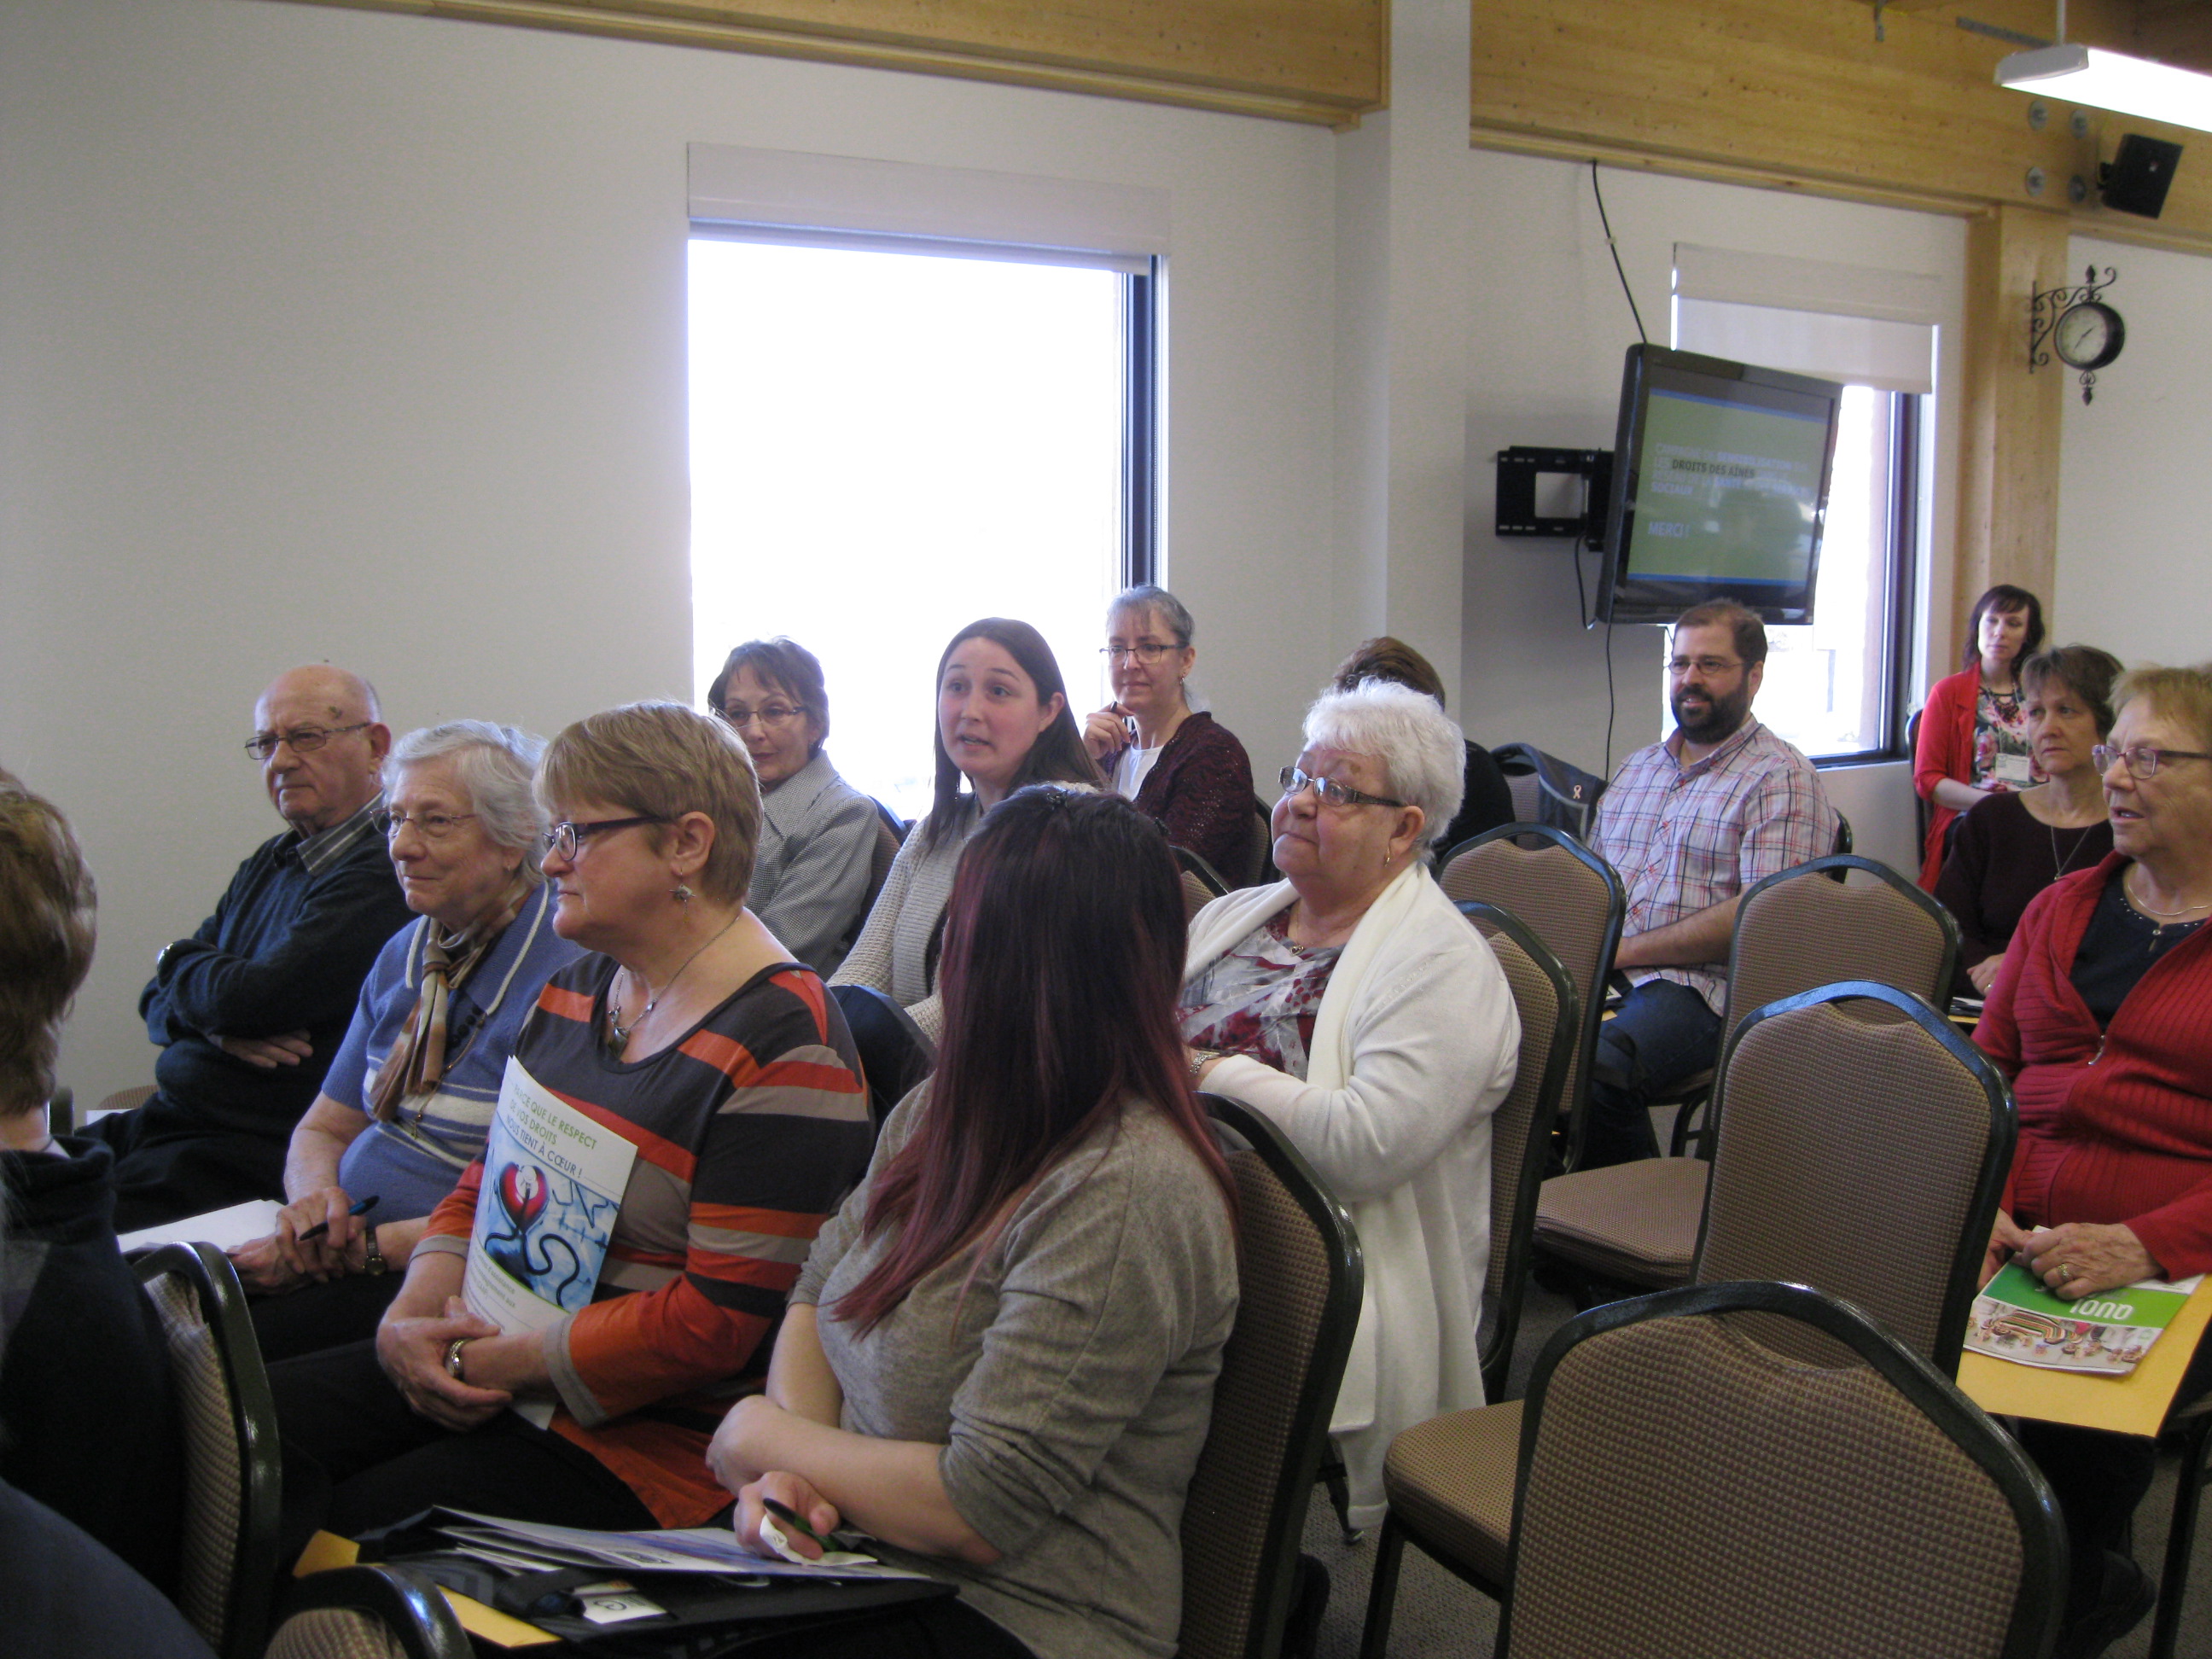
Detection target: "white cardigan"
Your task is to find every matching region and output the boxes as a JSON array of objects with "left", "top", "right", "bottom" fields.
[{"left": 1185, "top": 864, "right": 1518, "bottom": 1528}]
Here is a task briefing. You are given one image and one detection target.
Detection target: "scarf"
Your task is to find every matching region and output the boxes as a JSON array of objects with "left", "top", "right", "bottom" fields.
[{"left": 367, "top": 876, "right": 534, "bottom": 1121}]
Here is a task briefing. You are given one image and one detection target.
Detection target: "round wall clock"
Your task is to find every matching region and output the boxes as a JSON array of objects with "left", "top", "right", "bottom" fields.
[{"left": 2052, "top": 300, "right": 2125, "bottom": 371}]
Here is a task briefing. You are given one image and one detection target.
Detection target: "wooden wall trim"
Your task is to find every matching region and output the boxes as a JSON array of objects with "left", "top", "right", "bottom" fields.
[
  {"left": 277, "top": 0, "right": 1387, "bottom": 128},
  {"left": 1954, "top": 205, "right": 2069, "bottom": 659}
]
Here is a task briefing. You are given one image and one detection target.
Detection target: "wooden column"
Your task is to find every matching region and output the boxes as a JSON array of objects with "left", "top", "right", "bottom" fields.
[{"left": 1953, "top": 204, "right": 2070, "bottom": 648}]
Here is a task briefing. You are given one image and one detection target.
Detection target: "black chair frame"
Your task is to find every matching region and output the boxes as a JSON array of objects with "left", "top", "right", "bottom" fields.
[
  {"left": 1494, "top": 1280, "right": 2067, "bottom": 1659},
  {"left": 2155, "top": 1409, "right": 2212, "bottom": 1659},
  {"left": 1668, "top": 853, "right": 1960, "bottom": 1157},
  {"left": 274, "top": 1563, "right": 473, "bottom": 1659},
  {"left": 1441, "top": 823, "right": 1625, "bottom": 1174},
  {"left": 1195, "top": 1094, "right": 1365, "bottom": 1659},
  {"left": 1691, "top": 979, "right": 2015, "bottom": 1377},
  {"left": 133, "top": 1241, "right": 285, "bottom": 1659},
  {"left": 1457, "top": 899, "right": 1580, "bottom": 1402},
  {"left": 828, "top": 982, "right": 934, "bottom": 1127},
  {"left": 1174, "top": 843, "right": 1232, "bottom": 899}
]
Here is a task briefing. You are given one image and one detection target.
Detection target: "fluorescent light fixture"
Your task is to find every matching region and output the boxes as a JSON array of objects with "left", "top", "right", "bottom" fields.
[{"left": 1997, "top": 43, "right": 2212, "bottom": 131}]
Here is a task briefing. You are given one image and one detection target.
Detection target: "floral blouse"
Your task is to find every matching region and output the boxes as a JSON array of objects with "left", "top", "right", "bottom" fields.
[{"left": 1178, "top": 913, "right": 1342, "bottom": 1080}]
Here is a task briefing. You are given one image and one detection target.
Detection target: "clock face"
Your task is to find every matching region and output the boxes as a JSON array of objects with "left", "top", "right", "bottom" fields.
[{"left": 2054, "top": 301, "right": 2125, "bottom": 370}]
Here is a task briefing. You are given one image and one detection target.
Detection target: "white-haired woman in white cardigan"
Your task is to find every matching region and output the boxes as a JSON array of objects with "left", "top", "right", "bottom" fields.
[{"left": 1180, "top": 678, "right": 1518, "bottom": 1529}]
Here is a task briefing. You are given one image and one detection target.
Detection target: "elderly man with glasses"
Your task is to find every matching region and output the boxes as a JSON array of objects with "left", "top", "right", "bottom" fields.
[
  {"left": 1581, "top": 600, "right": 1839, "bottom": 1169},
  {"left": 90, "top": 666, "right": 414, "bottom": 1230}
]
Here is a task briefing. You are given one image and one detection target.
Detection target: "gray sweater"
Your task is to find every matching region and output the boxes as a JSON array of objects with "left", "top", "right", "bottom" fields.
[
  {"left": 794, "top": 1089, "right": 1239, "bottom": 1659},
  {"left": 827, "top": 798, "right": 980, "bottom": 1042},
  {"left": 751, "top": 749, "right": 879, "bottom": 978}
]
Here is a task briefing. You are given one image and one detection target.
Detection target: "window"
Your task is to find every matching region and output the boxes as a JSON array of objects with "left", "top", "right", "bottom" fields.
[
  {"left": 685, "top": 147, "right": 1165, "bottom": 818},
  {"left": 1668, "top": 246, "right": 1940, "bottom": 762}
]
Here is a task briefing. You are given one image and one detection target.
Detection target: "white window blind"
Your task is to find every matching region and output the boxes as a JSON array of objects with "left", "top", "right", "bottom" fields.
[
  {"left": 687, "top": 144, "right": 1169, "bottom": 272},
  {"left": 1672, "top": 244, "right": 1939, "bottom": 394}
]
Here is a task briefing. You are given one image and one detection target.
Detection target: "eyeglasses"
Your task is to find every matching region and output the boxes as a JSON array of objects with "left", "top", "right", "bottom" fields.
[
  {"left": 2093, "top": 743, "right": 2212, "bottom": 780},
  {"left": 379, "top": 810, "right": 478, "bottom": 842},
  {"left": 1101, "top": 643, "right": 1178, "bottom": 664},
  {"left": 244, "top": 721, "right": 370, "bottom": 760},
  {"left": 1667, "top": 655, "right": 1743, "bottom": 678},
  {"left": 718, "top": 702, "right": 806, "bottom": 730},
  {"left": 540, "top": 816, "right": 669, "bottom": 861},
  {"left": 1278, "top": 765, "right": 1406, "bottom": 810}
]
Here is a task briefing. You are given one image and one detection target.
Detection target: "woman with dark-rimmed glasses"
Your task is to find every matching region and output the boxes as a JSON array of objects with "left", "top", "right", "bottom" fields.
[
  {"left": 269, "top": 701, "right": 871, "bottom": 1550},
  {"left": 706, "top": 637, "right": 879, "bottom": 977}
]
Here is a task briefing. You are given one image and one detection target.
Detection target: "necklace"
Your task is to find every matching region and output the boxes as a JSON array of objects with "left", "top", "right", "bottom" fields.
[
  {"left": 2125, "top": 866, "right": 2211, "bottom": 919},
  {"left": 1985, "top": 678, "right": 2022, "bottom": 720},
  {"left": 608, "top": 911, "right": 741, "bottom": 1050},
  {"left": 2049, "top": 820, "right": 2094, "bottom": 882}
]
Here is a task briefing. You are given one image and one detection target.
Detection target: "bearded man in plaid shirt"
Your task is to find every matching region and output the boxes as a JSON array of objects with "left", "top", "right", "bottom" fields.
[{"left": 1582, "top": 600, "right": 1837, "bottom": 1168}]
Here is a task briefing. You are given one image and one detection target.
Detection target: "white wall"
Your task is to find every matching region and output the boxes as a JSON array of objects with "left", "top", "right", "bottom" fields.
[{"left": 2058, "top": 233, "right": 2212, "bottom": 670}]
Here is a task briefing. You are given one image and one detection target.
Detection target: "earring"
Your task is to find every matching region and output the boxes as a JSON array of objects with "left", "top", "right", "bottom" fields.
[{"left": 672, "top": 883, "right": 694, "bottom": 905}]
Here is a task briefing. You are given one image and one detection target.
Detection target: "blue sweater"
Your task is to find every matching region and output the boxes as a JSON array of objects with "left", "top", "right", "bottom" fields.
[{"left": 328, "top": 882, "right": 585, "bottom": 1220}]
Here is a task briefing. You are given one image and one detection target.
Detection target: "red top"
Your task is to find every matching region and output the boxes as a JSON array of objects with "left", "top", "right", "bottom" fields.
[
  {"left": 1978, "top": 854, "right": 2212, "bottom": 1278},
  {"left": 1912, "top": 667, "right": 1979, "bottom": 890},
  {"left": 1129, "top": 710, "right": 1256, "bottom": 882}
]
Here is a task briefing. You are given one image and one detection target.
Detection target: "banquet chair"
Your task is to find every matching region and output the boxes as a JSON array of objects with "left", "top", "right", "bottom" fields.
[
  {"left": 1493, "top": 1281, "right": 2063, "bottom": 1659},
  {"left": 1359, "top": 980, "right": 2015, "bottom": 1652},
  {"left": 136, "top": 1242, "right": 284, "bottom": 1659},
  {"left": 1181, "top": 1095, "right": 1363, "bottom": 1659},
  {"left": 1455, "top": 901, "right": 1578, "bottom": 1400},
  {"left": 1439, "top": 825, "right": 1622, "bottom": 1175},
  {"left": 1533, "top": 853, "right": 1956, "bottom": 1293}
]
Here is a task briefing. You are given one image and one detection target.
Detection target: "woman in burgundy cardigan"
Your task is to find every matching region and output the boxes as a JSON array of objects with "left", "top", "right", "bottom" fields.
[
  {"left": 1083, "top": 585, "right": 1256, "bottom": 882},
  {"left": 1975, "top": 662, "right": 2212, "bottom": 1658}
]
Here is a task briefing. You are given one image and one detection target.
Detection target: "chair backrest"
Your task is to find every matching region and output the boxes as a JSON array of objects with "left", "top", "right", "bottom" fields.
[
  {"left": 1692, "top": 981, "right": 2015, "bottom": 1375},
  {"left": 827, "top": 982, "right": 934, "bottom": 1126},
  {"left": 265, "top": 1564, "right": 471, "bottom": 1659},
  {"left": 864, "top": 813, "right": 904, "bottom": 914},
  {"left": 1174, "top": 843, "right": 1231, "bottom": 918},
  {"left": 1487, "top": 742, "right": 1607, "bottom": 842},
  {"left": 1456, "top": 901, "right": 1580, "bottom": 1400},
  {"left": 1250, "top": 795, "right": 1278, "bottom": 886},
  {"left": 1498, "top": 1281, "right": 2064, "bottom": 1659},
  {"left": 1721, "top": 854, "right": 1958, "bottom": 1045},
  {"left": 1181, "top": 1095, "right": 1364, "bottom": 1659},
  {"left": 136, "top": 1242, "right": 282, "bottom": 1659},
  {"left": 1907, "top": 706, "right": 1930, "bottom": 848},
  {"left": 1440, "top": 825, "right": 1624, "bottom": 1171},
  {"left": 1832, "top": 809, "right": 1854, "bottom": 863}
]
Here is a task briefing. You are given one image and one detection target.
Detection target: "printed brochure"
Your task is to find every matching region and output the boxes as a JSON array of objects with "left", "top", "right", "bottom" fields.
[
  {"left": 464, "top": 1057, "right": 638, "bottom": 1423},
  {"left": 1965, "top": 1262, "right": 2204, "bottom": 1376}
]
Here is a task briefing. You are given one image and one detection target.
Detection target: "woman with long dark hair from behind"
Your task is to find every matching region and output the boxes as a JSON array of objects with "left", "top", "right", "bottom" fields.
[{"left": 709, "top": 789, "right": 1240, "bottom": 1659}]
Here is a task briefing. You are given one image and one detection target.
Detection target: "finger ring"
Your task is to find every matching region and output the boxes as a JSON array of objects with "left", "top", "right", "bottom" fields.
[{"left": 2054, "top": 1261, "right": 2077, "bottom": 1282}]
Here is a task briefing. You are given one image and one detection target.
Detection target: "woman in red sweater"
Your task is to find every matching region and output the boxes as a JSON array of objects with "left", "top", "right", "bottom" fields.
[
  {"left": 1913, "top": 583, "right": 2045, "bottom": 888},
  {"left": 1976, "top": 661, "right": 2212, "bottom": 1659}
]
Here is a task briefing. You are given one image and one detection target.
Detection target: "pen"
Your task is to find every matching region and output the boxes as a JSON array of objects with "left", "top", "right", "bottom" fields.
[
  {"left": 760, "top": 1496, "right": 835, "bottom": 1553},
  {"left": 299, "top": 1194, "right": 380, "bottom": 1242}
]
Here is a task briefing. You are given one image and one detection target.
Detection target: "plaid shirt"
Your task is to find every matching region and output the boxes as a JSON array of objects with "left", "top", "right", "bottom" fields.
[{"left": 1594, "top": 717, "right": 1837, "bottom": 1013}]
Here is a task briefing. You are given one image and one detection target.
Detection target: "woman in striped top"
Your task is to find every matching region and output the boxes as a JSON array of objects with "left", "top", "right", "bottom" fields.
[{"left": 270, "top": 701, "right": 872, "bottom": 1544}]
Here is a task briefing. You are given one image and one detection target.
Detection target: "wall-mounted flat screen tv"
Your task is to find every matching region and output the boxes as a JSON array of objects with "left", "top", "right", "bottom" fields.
[{"left": 1595, "top": 345, "right": 1844, "bottom": 626}]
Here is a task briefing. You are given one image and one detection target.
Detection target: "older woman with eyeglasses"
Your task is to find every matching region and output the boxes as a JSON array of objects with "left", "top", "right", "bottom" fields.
[
  {"left": 1082, "top": 585, "right": 1255, "bottom": 880},
  {"left": 268, "top": 702, "right": 873, "bottom": 1546},
  {"left": 1975, "top": 663, "right": 2212, "bottom": 1654},
  {"left": 707, "top": 637, "right": 880, "bottom": 977},
  {"left": 1179, "top": 679, "right": 1518, "bottom": 1530},
  {"left": 230, "top": 722, "right": 585, "bottom": 1359}
]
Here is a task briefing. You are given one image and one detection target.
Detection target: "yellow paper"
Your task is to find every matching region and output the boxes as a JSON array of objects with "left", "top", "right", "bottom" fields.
[{"left": 1959, "top": 1274, "right": 2212, "bottom": 1436}]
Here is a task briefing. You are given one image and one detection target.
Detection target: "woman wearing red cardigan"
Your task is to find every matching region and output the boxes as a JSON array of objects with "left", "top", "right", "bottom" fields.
[
  {"left": 1976, "top": 662, "right": 2212, "bottom": 1659},
  {"left": 1913, "top": 583, "right": 2045, "bottom": 888}
]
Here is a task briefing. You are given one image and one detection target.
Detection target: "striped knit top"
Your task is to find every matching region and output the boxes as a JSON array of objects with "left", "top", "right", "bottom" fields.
[
  {"left": 418, "top": 952, "right": 874, "bottom": 1525},
  {"left": 1982, "top": 854, "right": 2212, "bottom": 1278}
]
